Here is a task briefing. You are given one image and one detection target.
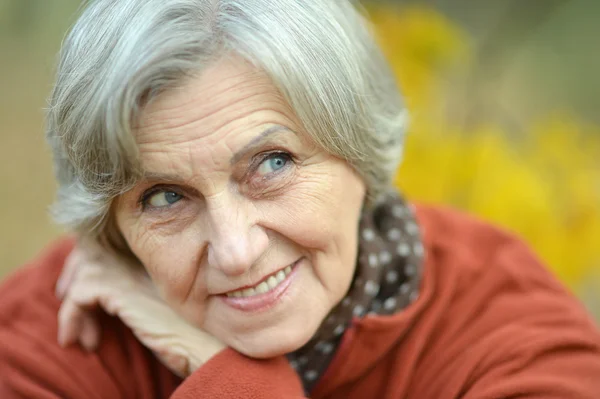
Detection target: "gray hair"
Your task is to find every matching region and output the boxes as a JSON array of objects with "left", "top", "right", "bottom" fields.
[{"left": 47, "top": 0, "right": 407, "bottom": 243}]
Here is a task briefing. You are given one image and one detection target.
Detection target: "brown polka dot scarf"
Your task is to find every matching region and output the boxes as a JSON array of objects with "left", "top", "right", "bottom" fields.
[{"left": 287, "top": 191, "right": 424, "bottom": 394}]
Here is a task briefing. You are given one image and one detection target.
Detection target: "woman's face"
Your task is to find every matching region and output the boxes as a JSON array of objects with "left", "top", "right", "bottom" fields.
[{"left": 115, "top": 55, "right": 366, "bottom": 358}]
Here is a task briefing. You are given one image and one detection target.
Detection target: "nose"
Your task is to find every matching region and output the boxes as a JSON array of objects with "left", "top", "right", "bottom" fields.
[{"left": 205, "top": 194, "right": 268, "bottom": 276}]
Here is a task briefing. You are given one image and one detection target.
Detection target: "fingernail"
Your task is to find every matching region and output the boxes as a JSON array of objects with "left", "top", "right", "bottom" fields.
[
  {"left": 55, "top": 277, "right": 65, "bottom": 299},
  {"left": 57, "top": 327, "right": 73, "bottom": 348},
  {"left": 81, "top": 336, "right": 98, "bottom": 352},
  {"left": 57, "top": 329, "right": 66, "bottom": 347},
  {"left": 81, "top": 341, "right": 95, "bottom": 352}
]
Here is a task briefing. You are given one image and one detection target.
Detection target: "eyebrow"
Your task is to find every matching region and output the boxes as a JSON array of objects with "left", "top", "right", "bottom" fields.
[
  {"left": 141, "top": 171, "right": 188, "bottom": 184},
  {"left": 141, "top": 125, "right": 293, "bottom": 182},
  {"left": 230, "top": 125, "right": 293, "bottom": 165}
]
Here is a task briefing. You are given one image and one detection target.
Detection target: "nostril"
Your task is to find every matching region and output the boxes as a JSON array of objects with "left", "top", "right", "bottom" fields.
[
  {"left": 207, "top": 239, "right": 255, "bottom": 276},
  {"left": 205, "top": 202, "right": 268, "bottom": 276}
]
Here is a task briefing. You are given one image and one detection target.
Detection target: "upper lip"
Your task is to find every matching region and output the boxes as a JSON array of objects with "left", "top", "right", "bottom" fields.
[{"left": 217, "top": 259, "right": 298, "bottom": 295}]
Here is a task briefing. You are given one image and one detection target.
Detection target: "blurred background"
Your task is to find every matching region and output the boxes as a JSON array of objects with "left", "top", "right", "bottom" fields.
[{"left": 0, "top": 1, "right": 598, "bottom": 316}]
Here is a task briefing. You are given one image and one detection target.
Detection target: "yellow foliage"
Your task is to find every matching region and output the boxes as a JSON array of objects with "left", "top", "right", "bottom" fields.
[
  {"left": 367, "top": 5, "right": 469, "bottom": 112},
  {"left": 368, "top": 5, "right": 600, "bottom": 289}
]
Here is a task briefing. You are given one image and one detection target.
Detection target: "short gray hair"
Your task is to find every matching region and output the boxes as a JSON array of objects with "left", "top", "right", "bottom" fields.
[{"left": 47, "top": 0, "right": 407, "bottom": 242}]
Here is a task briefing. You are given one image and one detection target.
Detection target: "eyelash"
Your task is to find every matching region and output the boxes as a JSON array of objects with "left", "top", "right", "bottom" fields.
[{"left": 138, "top": 151, "right": 295, "bottom": 210}]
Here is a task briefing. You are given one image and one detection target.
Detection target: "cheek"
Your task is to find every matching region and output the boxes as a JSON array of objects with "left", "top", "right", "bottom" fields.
[
  {"left": 272, "top": 163, "right": 364, "bottom": 248},
  {"left": 118, "top": 216, "right": 205, "bottom": 302},
  {"left": 260, "top": 163, "right": 363, "bottom": 293}
]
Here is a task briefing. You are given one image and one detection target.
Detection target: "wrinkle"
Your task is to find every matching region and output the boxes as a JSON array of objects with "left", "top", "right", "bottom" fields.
[
  {"left": 136, "top": 75, "right": 283, "bottom": 145},
  {"left": 182, "top": 244, "right": 204, "bottom": 307}
]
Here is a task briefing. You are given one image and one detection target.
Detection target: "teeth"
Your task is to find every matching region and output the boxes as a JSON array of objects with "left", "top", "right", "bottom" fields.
[
  {"left": 255, "top": 282, "right": 269, "bottom": 294},
  {"left": 275, "top": 270, "right": 286, "bottom": 283},
  {"left": 267, "top": 276, "right": 278, "bottom": 289},
  {"left": 226, "top": 265, "right": 293, "bottom": 298}
]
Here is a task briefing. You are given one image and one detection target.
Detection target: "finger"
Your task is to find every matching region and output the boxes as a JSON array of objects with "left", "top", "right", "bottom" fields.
[
  {"left": 155, "top": 351, "right": 189, "bottom": 379},
  {"left": 79, "top": 311, "right": 101, "bottom": 352},
  {"left": 56, "top": 249, "right": 83, "bottom": 299},
  {"left": 57, "top": 298, "right": 85, "bottom": 347},
  {"left": 68, "top": 279, "right": 119, "bottom": 313},
  {"left": 59, "top": 276, "right": 108, "bottom": 350}
]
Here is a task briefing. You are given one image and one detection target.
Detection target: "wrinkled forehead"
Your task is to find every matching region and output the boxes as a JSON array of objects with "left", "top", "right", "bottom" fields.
[
  {"left": 133, "top": 56, "right": 298, "bottom": 147},
  {"left": 128, "top": 56, "right": 314, "bottom": 183}
]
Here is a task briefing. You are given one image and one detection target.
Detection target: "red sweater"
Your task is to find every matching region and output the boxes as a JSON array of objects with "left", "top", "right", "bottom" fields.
[{"left": 1, "top": 205, "right": 599, "bottom": 398}]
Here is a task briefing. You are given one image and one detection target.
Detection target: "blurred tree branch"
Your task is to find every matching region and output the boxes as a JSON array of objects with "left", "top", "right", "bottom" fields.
[{"left": 461, "top": 0, "right": 572, "bottom": 131}]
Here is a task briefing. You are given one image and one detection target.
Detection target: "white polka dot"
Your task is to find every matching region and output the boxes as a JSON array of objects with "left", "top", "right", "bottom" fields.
[
  {"left": 334, "top": 324, "right": 345, "bottom": 336},
  {"left": 399, "top": 282, "right": 410, "bottom": 294},
  {"left": 386, "top": 270, "right": 399, "bottom": 283},
  {"left": 387, "top": 228, "right": 401, "bottom": 241},
  {"left": 405, "top": 264, "right": 416, "bottom": 276},
  {"left": 397, "top": 243, "right": 410, "bottom": 256},
  {"left": 305, "top": 370, "right": 318, "bottom": 381},
  {"left": 392, "top": 205, "right": 404, "bottom": 218},
  {"left": 353, "top": 305, "right": 365, "bottom": 317},
  {"left": 379, "top": 250, "right": 392, "bottom": 265},
  {"left": 316, "top": 341, "right": 334, "bottom": 354},
  {"left": 414, "top": 242, "right": 424, "bottom": 256},
  {"left": 362, "top": 228, "right": 375, "bottom": 241},
  {"left": 364, "top": 281, "right": 380, "bottom": 296},
  {"left": 342, "top": 297, "right": 352, "bottom": 307},
  {"left": 289, "top": 360, "right": 299, "bottom": 370},
  {"left": 405, "top": 222, "right": 419, "bottom": 235},
  {"left": 410, "top": 291, "right": 419, "bottom": 303},
  {"left": 384, "top": 297, "right": 397, "bottom": 310},
  {"left": 368, "top": 253, "right": 379, "bottom": 268}
]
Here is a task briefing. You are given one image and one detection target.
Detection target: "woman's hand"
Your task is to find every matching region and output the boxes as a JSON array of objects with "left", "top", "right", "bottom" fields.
[{"left": 55, "top": 242, "right": 226, "bottom": 378}]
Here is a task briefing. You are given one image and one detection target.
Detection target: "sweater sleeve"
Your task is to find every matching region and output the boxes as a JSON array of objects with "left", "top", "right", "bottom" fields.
[
  {"left": 0, "top": 302, "right": 182, "bottom": 399},
  {"left": 171, "top": 349, "right": 306, "bottom": 399}
]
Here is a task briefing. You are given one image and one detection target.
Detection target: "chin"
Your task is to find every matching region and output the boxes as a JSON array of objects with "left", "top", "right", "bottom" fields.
[{"left": 227, "top": 324, "right": 318, "bottom": 359}]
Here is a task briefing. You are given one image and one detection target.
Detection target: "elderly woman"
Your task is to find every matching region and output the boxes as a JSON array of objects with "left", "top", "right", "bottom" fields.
[{"left": 1, "top": 0, "right": 600, "bottom": 397}]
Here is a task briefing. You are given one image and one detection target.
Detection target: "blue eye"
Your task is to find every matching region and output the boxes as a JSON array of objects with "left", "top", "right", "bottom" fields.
[
  {"left": 257, "top": 153, "right": 290, "bottom": 176},
  {"left": 146, "top": 191, "right": 183, "bottom": 207}
]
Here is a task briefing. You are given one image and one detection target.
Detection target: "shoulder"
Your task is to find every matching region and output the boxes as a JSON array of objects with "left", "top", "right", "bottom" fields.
[
  {"left": 408, "top": 204, "right": 600, "bottom": 397},
  {"left": 415, "top": 203, "right": 573, "bottom": 292},
  {"left": 332, "top": 205, "right": 600, "bottom": 398},
  {"left": 415, "top": 203, "right": 528, "bottom": 261},
  {"left": 0, "top": 238, "right": 179, "bottom": 398},
  {"left": 0, "top": 237, "right": 74, "bottom": 343},
  {"left": 413, "top": 203, "right": 599, "bottom": 342}
]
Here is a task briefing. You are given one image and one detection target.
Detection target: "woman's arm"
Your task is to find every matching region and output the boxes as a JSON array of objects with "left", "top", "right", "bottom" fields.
[
  {"left": 0, "top": 311, "right": 180, "bottom": 398},
  {"left": 171, "top": 350, "right": 306, "bottom": 398},
  {"left": 54, "top": 243, "right": 226, "bottom": 379},
  {"left": 1, "top": 311, "right": 305, "bottom": 399}
]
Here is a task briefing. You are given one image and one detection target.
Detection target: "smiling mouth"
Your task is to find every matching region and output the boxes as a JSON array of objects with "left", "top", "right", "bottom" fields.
[{"left": 225, "top": 265, "right": 293, "bottom": 298}]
